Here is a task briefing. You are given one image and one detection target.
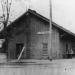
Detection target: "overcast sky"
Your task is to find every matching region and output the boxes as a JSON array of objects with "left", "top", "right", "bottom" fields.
[
  {"left": 0, "top": 0, "right": 75, "bottom": 33},
  {"left": 52, "top": 0, "right": 75, "bottom": 33}
]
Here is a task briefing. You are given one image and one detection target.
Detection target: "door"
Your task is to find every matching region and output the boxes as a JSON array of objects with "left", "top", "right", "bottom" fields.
[{"left": 16, "top": 43, "right": 24, "bottom": 58}]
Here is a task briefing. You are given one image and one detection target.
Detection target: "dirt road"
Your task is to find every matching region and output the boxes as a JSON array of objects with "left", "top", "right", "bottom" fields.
[{"left": 0, "top": 59, "right": 75, "bottom": 75}]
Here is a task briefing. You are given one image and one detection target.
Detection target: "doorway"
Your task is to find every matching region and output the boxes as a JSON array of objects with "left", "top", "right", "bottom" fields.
[{"left": 16, "top": 43, "right": 24, "bottom": 58}]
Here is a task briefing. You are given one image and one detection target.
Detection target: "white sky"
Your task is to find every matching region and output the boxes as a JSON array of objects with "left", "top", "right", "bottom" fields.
[
  {"left": 52, "top": 0, "right": 75, "bottom": 33},
  {"left": 0, "top": 0, "right": 75, "bottom": 33}
]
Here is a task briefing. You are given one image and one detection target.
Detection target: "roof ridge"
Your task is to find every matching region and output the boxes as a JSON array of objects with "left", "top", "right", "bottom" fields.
[{"left": 1, "top": 9, "right": 75, "bottom": 37}]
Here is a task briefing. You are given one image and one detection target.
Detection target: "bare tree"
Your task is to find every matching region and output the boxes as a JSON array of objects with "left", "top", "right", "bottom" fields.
[
  {"left": 1, "top": 0, "right": 31, "bottom": 30},
  {"left": 1, "top": 0, "right": 12, "bottom": 30},
  {"left": 0, "top": 0, "right": 12, "bottom": 55},
  {"left": 0, "top": 0, "right": 31, "bottom": 60}
]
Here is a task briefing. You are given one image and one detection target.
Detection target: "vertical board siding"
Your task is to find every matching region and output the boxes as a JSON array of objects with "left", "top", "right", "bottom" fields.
[
  {"left": 60, "top": 39, "right": 66, "bottom": 58},
  {"left": 7, "top": 14, "right": 74, "bottom": 60},
  {"left": 51, "top": 27, "right": 60, "bottom": 59},
  {"left": 8, "top": 26, "right": 27, "bottom": 59},
  {"left": 72, "top": 42, "right": 75, "bottom": 53},
  {"left": 8, "top": 40, "right": 16, "bottom": 59},
  {"left": 30, "top": 16, "right": 49, "bottom": 59},
  {"left": 8, "top": 15, "right": 62, "bottom": 59}
]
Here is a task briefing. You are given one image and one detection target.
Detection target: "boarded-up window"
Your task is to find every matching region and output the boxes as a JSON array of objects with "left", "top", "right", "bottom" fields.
[
  {"left": 42, "top": 43, "right": 48, "bottom": 59},
  {"left": 43, "top": 43, "right": 48, "bottom": 49}
]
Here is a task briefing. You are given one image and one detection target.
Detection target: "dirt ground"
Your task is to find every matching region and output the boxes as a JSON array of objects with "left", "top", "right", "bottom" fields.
[{"left": 0, "top": 59, "right": 75, "bottom": 75}]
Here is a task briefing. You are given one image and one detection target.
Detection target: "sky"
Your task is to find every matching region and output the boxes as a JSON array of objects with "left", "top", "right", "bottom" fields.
[
  {"left": 0, "top": 0, "right": 75, "bottom": 33},
  {"left": 52, "top": 0, "right": 75, "bottom": 33}
]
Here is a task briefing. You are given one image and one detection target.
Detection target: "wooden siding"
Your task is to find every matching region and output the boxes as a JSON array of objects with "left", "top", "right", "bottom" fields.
[
  {"left": 7, "top": 22, "right": 27, "bottom": 59},
  {"left": 7, "top": 14, "right": 75, "bottom": 60},
  {"left": 8, "top": 33, "right": 27, "bottom": 59},
  {"left": 30, "top": 15, "right": 49, "bottom": 59},
  {"left": 7, "top": 14, "right": 64, "bottom": 59},
  {"left": 51, "top": 27, "right": 60, "bottom": 59},
  {"left": 60, "top": 39, "right": 66, "bottom": 58},
  {"left": 72, "top": 42, "right": 75, "bottom": 53},
  {"left": 59, "top": 36, "right": 75, "bottom": 58}
]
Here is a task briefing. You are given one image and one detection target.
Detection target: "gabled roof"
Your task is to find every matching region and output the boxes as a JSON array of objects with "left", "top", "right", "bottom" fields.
[
  {"left": 1, "top": 9, "right": 75, "bottom": 38},
  {"left": 27, "top": 9, "right": 75, "bottom": 37}
]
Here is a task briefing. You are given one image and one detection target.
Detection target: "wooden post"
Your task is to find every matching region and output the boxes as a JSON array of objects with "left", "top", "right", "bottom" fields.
[
  {"left": 48, "top": 0, "right": 52, "bottom": 60},
  {"left": 17, "top": 46, "right": 26, "bottom": 61}
]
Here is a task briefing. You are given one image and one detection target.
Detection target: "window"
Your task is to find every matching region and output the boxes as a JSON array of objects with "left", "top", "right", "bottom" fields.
[
  {"left": 42, "top": 43, "right": 48, "bottom": 59},
  {"left": 43, "top": 43, "right": 48, "bottom": 49}
]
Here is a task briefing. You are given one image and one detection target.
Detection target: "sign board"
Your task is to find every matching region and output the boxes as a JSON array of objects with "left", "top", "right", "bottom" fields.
[{"left": 37, "top": 31, "right": 50, "bottom": 34}]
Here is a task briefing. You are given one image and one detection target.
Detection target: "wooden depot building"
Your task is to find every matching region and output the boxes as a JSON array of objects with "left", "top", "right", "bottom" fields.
[{"left": 0, "top": 9, "right": 75, "bottom": 60}]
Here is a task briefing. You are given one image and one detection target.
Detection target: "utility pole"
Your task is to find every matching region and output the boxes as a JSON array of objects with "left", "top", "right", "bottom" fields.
[{"left": 48, "top": 0, "right": 52, "bottom": 60}]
